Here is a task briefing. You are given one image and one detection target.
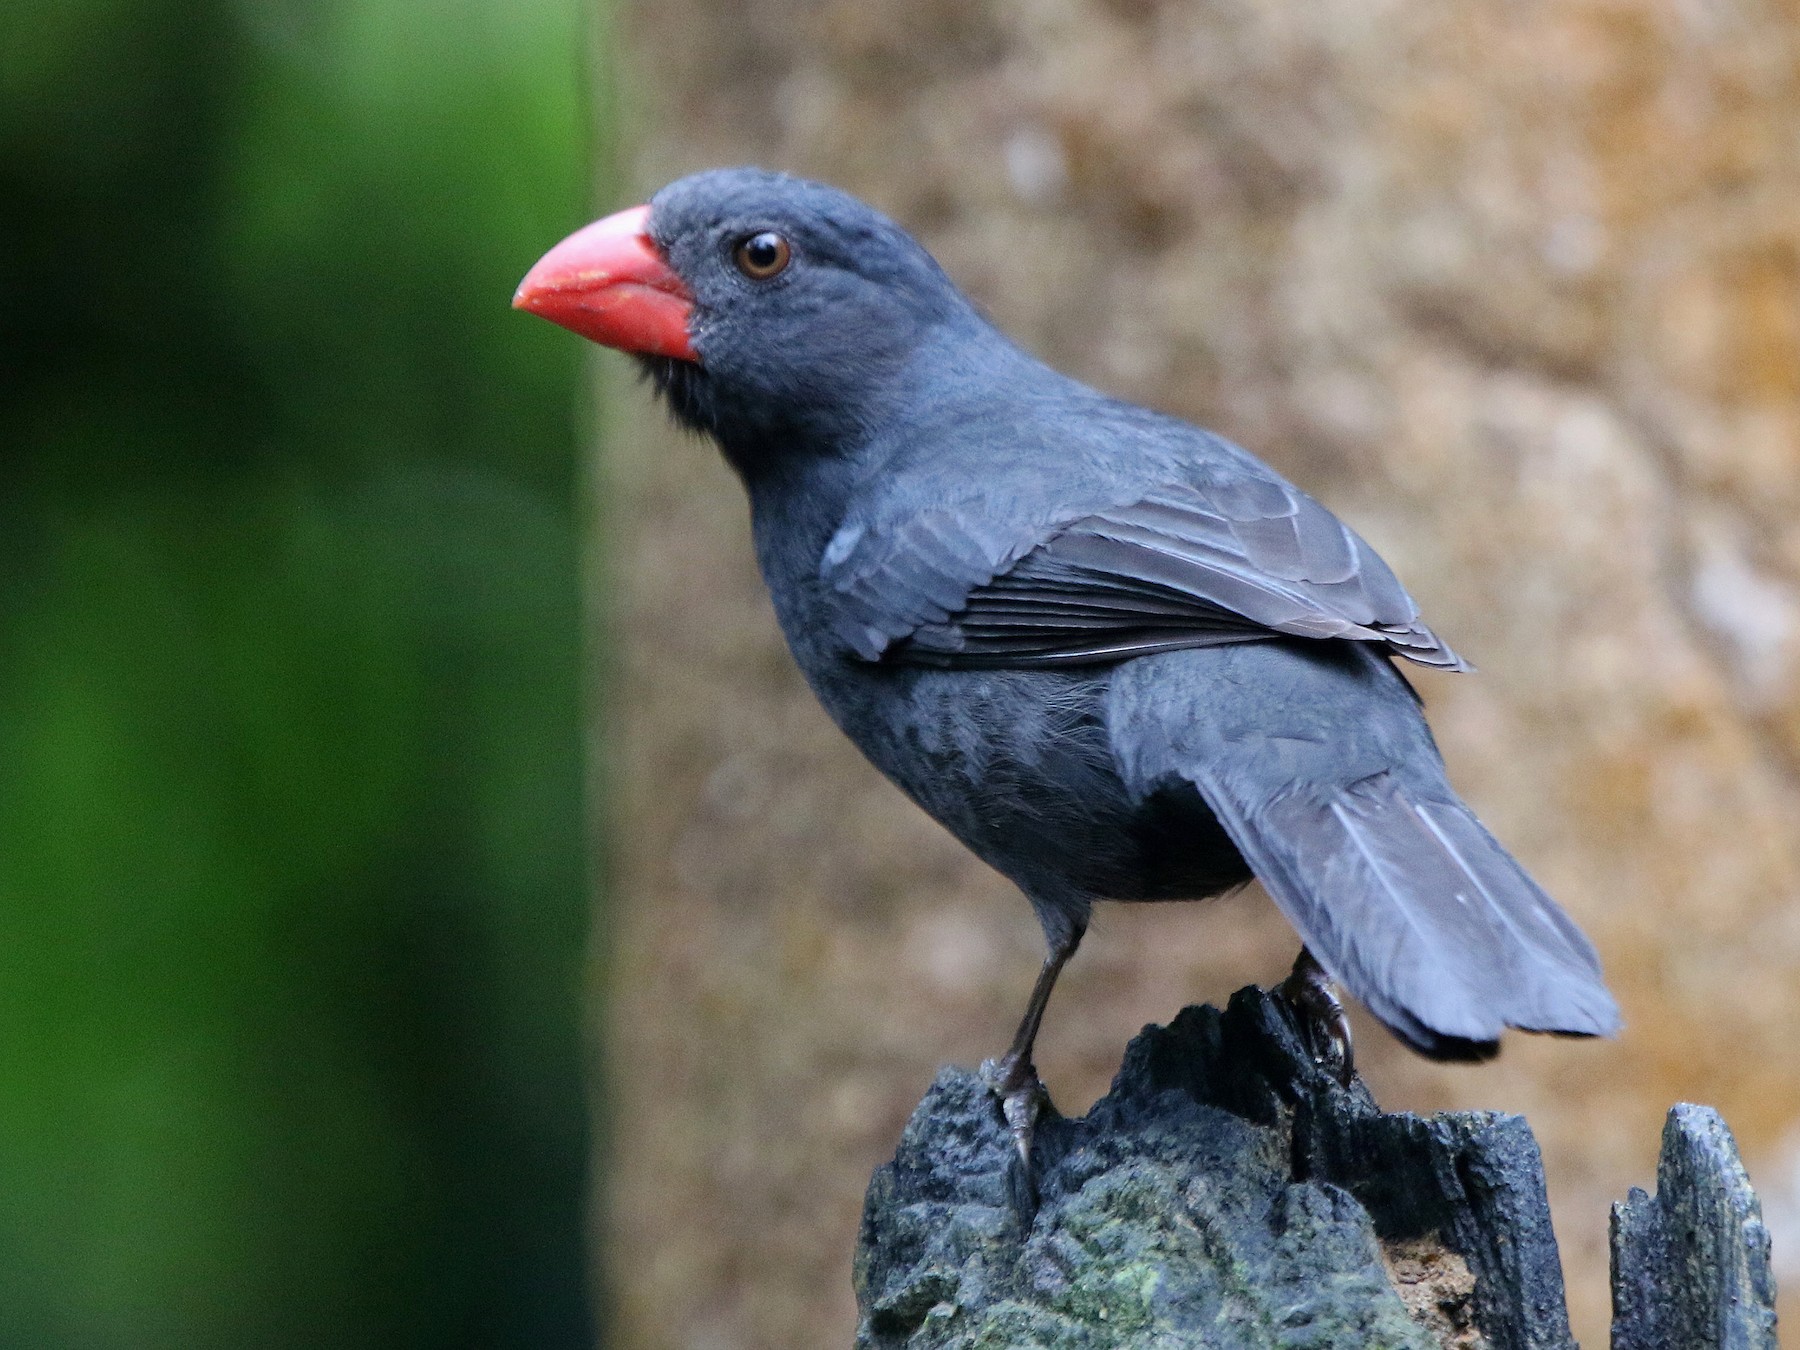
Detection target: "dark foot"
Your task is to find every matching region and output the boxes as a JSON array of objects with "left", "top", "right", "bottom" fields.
[
  {"left": 1280, "top": 949, "right": 1355, "bottom": 1086},
  {"left": 979, "top": 1052, "right": 1053, "bottom": 1170}
]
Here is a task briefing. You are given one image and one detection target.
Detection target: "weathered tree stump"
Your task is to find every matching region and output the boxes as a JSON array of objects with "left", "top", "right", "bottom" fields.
[
  {"left": 1611, "top": 1104, "right": 1778, "bottom": 1350},
  {"left": 855, "top": 989, "right": 1776, "bottom": 1348}
]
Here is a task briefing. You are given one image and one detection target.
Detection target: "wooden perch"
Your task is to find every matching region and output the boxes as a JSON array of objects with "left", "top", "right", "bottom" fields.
[{"left": 854, "top": 988, "right": 1777, "bottom": 1348}]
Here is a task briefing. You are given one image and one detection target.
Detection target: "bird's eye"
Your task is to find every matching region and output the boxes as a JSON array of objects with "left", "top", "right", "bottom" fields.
[{"left": 733, "top": 231, "right": 791, "bottom": 280}]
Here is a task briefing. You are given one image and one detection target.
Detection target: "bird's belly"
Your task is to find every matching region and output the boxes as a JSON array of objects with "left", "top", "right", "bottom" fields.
[{"left": 804, "top": 660, "right": 1249, "bottom": 904}]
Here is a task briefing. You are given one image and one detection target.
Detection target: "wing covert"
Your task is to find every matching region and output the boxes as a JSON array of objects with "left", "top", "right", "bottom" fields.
[{"left": 822, "top": 476, "right": 1466, "bottom": 671}]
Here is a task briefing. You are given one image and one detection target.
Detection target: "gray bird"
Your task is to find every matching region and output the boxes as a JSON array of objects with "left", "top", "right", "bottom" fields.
[{"left": 514, "top": 167, "right": 1620, "bottom": 1162}]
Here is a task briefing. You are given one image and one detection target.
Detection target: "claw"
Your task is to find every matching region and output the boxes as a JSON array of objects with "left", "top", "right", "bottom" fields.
[
  {"left": 980, "top": 1053, "right": 1052, "bottom": 1168},
  {"left": 981, "top": 1052, "right": 1053, "bottom": 1218},
  {"left": 1280, "top": 947, "right": 1355, "bottom": 1085}
]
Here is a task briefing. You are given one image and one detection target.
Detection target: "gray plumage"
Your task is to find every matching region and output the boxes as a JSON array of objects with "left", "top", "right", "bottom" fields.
[{"left": 630, "top": 167, "right": 1620, "bottom": 1063}]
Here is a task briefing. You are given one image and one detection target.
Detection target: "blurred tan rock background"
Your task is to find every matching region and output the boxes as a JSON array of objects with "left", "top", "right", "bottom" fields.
[{"left": 593, "top": 1, "right": 1800, "bottom": 1344}]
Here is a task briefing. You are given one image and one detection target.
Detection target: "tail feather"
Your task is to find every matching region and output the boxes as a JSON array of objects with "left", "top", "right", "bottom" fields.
[{"left": 1199, "top": 765, "right": 1620, "bottom": 1058}]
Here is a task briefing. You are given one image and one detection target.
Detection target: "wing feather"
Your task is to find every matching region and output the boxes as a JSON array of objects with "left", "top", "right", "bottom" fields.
[{"left": 823, "top": 474, "right": 1466, "bottom": 670}]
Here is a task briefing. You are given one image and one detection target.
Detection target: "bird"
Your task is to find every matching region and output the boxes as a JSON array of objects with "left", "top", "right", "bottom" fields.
[{"left": 513, "top": 166, "right": 1620, "bottom": 1164}]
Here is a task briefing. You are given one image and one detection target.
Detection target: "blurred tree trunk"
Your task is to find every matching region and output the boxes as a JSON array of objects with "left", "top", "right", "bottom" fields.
[{"left": 591, "top": 2, "right": 1800, "bottom": 1345}]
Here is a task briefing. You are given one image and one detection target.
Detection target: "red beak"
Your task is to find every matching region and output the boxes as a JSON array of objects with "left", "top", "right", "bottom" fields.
[{"left": 512, "top": 205, "right": 698, "bottom": 361}]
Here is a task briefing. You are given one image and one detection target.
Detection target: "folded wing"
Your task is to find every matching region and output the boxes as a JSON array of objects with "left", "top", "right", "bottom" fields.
[{"left": 823, "top": 474, "right": 1466, "bottom": 670}]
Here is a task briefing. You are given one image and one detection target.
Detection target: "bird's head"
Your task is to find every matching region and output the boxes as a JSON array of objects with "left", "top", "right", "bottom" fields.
[{"left": 514, "top": 167, "right": 978, "bottom": 465}]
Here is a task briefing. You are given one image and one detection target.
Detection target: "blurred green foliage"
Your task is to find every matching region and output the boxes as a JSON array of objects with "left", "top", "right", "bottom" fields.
[{"left": 0, "top": 0, "right": 599, "bottom": 1345}]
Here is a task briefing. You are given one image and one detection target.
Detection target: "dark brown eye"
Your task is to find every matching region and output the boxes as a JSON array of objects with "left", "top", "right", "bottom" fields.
[{"left": 733, "top": 231, "right": 791, "bottom": 280}]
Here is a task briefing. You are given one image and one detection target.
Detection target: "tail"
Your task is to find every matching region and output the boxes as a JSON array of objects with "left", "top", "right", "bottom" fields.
[{"left": 1198, "top": 765, "right": 1620, "bottom": 1059}]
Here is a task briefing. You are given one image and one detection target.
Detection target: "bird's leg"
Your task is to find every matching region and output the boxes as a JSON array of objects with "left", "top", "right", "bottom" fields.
[
  {"left": 1280, "top": 946, "right": 1355, "bottom": 1085},
  {"left": 980, "top": 922, "right": 1084, "bottom": 1169}
]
